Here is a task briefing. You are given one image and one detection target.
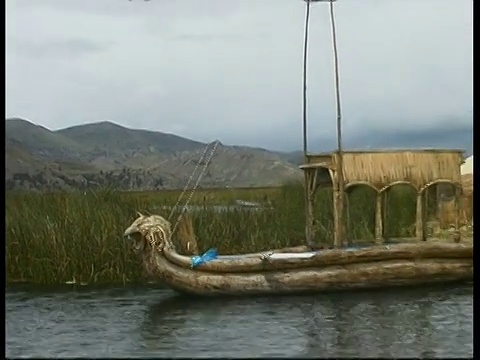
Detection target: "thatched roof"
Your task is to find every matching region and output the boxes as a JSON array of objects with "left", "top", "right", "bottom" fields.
[{"left": 303, "top": 149, "right": 464, "bottom": 191}]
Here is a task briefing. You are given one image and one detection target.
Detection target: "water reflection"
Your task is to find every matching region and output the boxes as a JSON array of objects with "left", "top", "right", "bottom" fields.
[
  {"left": 140, "top": 285, "right": 472, "bottom": 358},
  {"left": 140, "top": 295, "right": 305, "bottom": 357},
  {"left": 6, "top": 284, "right": 472, "bottom": 358},
  {"left": 302, "top": 286, "right": 472, "bottom": 358}
]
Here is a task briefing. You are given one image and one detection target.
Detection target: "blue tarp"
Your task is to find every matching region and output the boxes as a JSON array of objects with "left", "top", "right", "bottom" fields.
[{"left": 191, "top": 248, "right": 218, "bottom": 269}]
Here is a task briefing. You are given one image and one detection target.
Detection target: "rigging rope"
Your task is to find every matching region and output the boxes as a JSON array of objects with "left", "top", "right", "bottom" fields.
[
  {"left": 170, "top": 139, "right": 220, "bottom": 236},
  {"left": 168, "top": 142, "right": 214, "bottom": 221}
]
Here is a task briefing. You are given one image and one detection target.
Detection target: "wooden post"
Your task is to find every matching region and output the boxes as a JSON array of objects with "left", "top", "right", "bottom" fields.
[
  {"left": 329, "top": 1, "right": 345, "bottom": 249},
  {"left": 345, "top": 192, "right": 351, "bottom": 245},
  {"left": 435, "top": 183, "right": 441, "bottom": 220},
  {"left": 304, "top": 168, "right": 317, "bottom": 248},
  {"left": 333, "top": 184, "right": 339, "bottom": 248},
  {"left": 454, "top": 186, "right": 461, "bottom": 243},
  {"left": 337, "top": 191, "right": 344, "bottom": 248},
  {"left": 304, "top": 170, "right": 312, "bottom": 246},
  {"left": 422, "top": 191, "right": 427, "bottom": 241},
  {"left": 375, "top": 192, "right": 384, "bottom": 245},
  {"left": 302, "top": 1, "right": 311, "bottom": 157},
  {"left": 416, "top": 192, "right": 426, "bottom": 241},
  {"left": 425, "top": 186, "right": 430, "bottom": 222},
  {"left": 333, "top": 169, "right": 343, "bottom": 248},
  {"left": 383, "top": 190, "right": 389, "bottom": 239}
]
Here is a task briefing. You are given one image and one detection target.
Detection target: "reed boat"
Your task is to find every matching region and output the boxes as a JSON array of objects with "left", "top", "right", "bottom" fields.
[
  {"left": 122, "top": 1, "right": 472, "bottom": 297},
  {"left": 123, "top": 213, "right": 473, "bottom": 297}
]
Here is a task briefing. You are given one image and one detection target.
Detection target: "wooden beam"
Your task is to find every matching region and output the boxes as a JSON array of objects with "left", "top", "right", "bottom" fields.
[
  {"left": 333, "top": 174, "right": 343, "bottom": 248},
  {"left": 383, "top": 190, "right": 389, "bottom": 238},
  {"left": 304, "top": 169, "right": 318, "bottom": 248},
  {"left": 416, "top": 192, "right": 426, "bottom": 241},
  {"left": 375, "top": 192, "right": 384, "bottom": 244},
  {"left": 454, "top": 186, "right": 461, "bottom": 243},
  {"left": 345, "top": 192, "right": 351, "bottom": 246}
]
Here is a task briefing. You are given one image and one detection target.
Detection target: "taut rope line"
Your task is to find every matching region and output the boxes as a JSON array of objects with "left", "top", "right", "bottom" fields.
[
  {"left": 168, "top": 142, "right": 214, "bottom": 221},
  {"left": 171, "top": 140, "right": 220, "bottom": 236}
]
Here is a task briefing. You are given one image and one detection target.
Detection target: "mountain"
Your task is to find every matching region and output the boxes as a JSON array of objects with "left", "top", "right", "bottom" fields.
[
  {"left": 5, "top": 118, "right": 302, "bottom": 191},
  {"left": 57, "top": 121, "right": 205, "bottom": 156},
  {"left": 5, "top": 118, "right": 473, "bottom": 192}
]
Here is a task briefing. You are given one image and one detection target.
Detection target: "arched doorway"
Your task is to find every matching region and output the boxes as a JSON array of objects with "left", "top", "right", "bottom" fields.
[
  {"left": 381, "top": 182, "right": 417, "bottom": 239},
  {"left": 300, "top": 164, "right": 336, "bottom": 248},
  {"left": 344, "top": 183, "right": 378, "bottom": 244},
  {"left": 422, "top": 180, "right": 463, "bottom": 238}
]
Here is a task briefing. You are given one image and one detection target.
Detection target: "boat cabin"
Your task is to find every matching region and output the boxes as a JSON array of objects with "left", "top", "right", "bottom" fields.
[{"left": 300, "top": 149, "right": 465, "bottom": 247}]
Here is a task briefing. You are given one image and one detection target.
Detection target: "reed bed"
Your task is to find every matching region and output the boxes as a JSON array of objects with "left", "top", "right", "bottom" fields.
[{"left": 6, "top": 183, "right": 462, "bottom": 285}]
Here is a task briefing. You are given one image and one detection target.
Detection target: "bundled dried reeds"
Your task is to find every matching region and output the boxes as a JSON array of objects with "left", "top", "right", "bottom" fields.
[
  {"left": 172, "top": 212, "right": 199, "bottom": 256},
  {"left": 334, "top": 150, "right": 463, "bottom": 189}
]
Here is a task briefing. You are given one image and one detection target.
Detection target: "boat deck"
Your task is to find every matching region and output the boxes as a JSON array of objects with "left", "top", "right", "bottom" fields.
[{"left": 215, "top": 244, "right": 390, "bottom": 261}]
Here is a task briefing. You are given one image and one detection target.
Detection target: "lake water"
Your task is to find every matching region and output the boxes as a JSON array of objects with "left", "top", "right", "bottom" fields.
[{"left": 6, "top": 284, "right": 473, "bottom": 358}]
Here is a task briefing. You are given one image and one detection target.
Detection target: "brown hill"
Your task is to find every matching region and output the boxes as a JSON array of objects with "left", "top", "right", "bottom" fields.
[{"left": 5, "top": 118, "right": 302, "bottom": 191}]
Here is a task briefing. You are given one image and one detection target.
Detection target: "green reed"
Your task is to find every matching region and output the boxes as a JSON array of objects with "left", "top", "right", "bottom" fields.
[{"left": 6, "top": 184, "right": 420, "bottom": 285}]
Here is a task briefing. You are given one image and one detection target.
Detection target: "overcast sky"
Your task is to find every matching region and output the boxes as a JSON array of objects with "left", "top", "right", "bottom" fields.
[{"left": 6, "top": 0, "right": 473, "bottom": 151}]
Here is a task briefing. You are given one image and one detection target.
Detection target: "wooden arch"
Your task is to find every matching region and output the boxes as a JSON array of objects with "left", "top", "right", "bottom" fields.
[
  {"left": 345, "top": 181, "right": 379, "bottom": 193},
  {"left": 300, "top": 149, "right": 465, "bottom": 248}
]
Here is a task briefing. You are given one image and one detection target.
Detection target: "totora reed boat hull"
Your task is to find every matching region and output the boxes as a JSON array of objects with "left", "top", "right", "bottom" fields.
[
  {"left": 151, "top": 248, "right": 473, "bottom": 297},
  {"left": 124, "top": 214, "right": 473, "bottom": 297}
]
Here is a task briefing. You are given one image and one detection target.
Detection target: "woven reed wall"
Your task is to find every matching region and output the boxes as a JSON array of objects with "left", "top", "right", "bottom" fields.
[{"left": 330, "top": 150, "right": 464, "bottom": 190}]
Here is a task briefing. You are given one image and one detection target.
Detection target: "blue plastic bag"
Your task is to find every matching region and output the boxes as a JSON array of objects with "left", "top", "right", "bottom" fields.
[{"left": 191, "top": 248, "right": 218, "bottom": 269}]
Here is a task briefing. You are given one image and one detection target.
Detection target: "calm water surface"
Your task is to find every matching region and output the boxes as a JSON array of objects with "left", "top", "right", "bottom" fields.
[{"left": 6, "top": 284, "right": 473, "bottom": 358}]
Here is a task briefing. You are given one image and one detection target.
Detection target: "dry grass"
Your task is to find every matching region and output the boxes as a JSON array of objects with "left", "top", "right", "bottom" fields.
[
  {"left": 434, "top": 173, "right": 474, "bottom": 229},
  {"left": 173, "top": 213, "right": 200, "bottom": 255},
  {"left": 6, "top": 182, "right": 472, "bottom": 285},
  {"left": 436, "top": 195, "right": 473, "bottom": 228}
]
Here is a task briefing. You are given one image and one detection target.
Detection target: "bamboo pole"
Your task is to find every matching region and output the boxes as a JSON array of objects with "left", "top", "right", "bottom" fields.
[
  {"left": 302, "top": 1, "right": 312, "bottom": 247},
  {"left": 383, "top": 190, "right": 389, "bottom": 237},
  {"left": 302, "top": 1, "right": 311, "bottom": 157},
  {"left": 305, "top": 170, "right": 315, "bottom": 247},
  {"left": 301, "top": 0, "right": 340, "bottom": 247},
  {"left": 375, "top": 192, "right": 384, "bottom": 244},
  {"left": 345, "top": 192, "right": 351, "bottom": 242},
  {"left": 329, "top": 0, "right": 345, "bottom": 247},
  {"left": 416, "top": 192, "right": 426, "bottom": 241},
  {"left": 454, "top": 186, "right": 461, "bottom": 243}
]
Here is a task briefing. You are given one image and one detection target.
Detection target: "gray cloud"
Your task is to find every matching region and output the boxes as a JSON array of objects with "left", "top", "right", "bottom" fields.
[
  {"left": 11, "top": 39, "right": 110, "bottom": 58},
  {"left": 6, "top": 0, "right": 473, "bottom": 151},
  {"left": 172, "top": 33, "right": 255, "bottom": 43}
]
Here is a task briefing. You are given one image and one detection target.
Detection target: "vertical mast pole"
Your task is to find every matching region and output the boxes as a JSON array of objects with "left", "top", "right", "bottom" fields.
[
  {"left": 302, "top": 1, "right": 311, "bottom": 158},
  {"left": 329, "top": 0, "right": 345, "bottom": 247},
  {"left": 302, "top": 1, "right": 313, "bottom": 247}
]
